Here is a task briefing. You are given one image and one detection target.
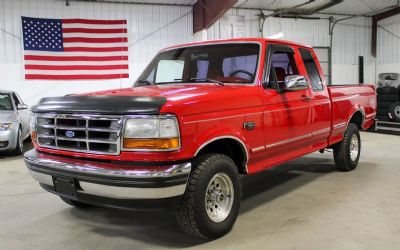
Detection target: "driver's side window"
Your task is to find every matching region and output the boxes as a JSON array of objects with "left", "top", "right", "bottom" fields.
[{"left": 266, "top": 51, "right": 299, "bottom": 89}]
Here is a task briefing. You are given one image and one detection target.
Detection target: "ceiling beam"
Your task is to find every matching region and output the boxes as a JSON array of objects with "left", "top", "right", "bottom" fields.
[
  {"left": 193, "top": 0, "right": 238, "bottom": 33},
  {"left": 372, "top": 6, "right": 400, "bottom": 57}
]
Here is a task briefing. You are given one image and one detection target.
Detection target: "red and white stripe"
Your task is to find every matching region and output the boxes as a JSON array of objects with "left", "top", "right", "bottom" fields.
[{"left": 24, "top": 18, "right": 129, "bottom": 80}]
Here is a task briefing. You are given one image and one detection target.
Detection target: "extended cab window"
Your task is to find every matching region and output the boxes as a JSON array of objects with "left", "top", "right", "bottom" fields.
[
  {"left": 299, "top": 48, "right": 323, "bottom": 91},
  {"left": 266, "top": 50, "right": 299, "bottom": 89},
  {"left": 136, "top": 43, "right": 260, "bottom": 85}
]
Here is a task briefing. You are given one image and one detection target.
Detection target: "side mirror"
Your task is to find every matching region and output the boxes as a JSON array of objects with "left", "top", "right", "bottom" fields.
[
  {"left": 278, "top": 75, "right": 308, "bottom": 93},
  {"left": 17, "top": 104, "right": 28, "bottom": 110}
]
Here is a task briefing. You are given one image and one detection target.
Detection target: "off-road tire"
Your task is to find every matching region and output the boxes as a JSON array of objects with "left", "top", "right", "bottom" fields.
[
  {"left": 377, "top": 101, "right": 395, "bottom": 109},
  {"left": 176, "top": 154, "right": 241, "bottom": 239},
  {"left": 333, "top": 123, "right": 361, "bottom": 171},
  {"left": 377, "top": 108, "right": 389, "bottom": 116},
  {"left": 377, "top": 94, "right": 399, "bottom": 102},
  {"left": 377, "top": 86, "right": 398, "bottom": 95},
  {"left": 389, "top": 101, "right": 400, "bottom": 122},
  {"left": 60, "top": 196, "right": 92, "bottom": 208}
]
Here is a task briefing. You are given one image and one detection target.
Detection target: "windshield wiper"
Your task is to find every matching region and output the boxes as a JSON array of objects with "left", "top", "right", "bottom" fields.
[{"left": 189, "top": 78, "right": 224, "bottom": 86}]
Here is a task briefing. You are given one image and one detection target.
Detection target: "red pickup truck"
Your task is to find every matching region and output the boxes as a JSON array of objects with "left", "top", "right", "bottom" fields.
[{"left": 25, "top": 38, "right": 376, "bottom": 239}]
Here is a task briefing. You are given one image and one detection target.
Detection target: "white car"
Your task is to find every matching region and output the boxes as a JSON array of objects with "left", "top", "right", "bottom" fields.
[{"left": 0, "top": 90, "right": 30, "bottom": 154}]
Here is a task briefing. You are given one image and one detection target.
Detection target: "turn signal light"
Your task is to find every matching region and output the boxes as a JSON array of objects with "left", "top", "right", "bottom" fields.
[
  {"left": 31, "top": 131, "right": 37, "bottom": 142},
  {"left": 123, "top": 138, "right": 180, "bottom": 150}
]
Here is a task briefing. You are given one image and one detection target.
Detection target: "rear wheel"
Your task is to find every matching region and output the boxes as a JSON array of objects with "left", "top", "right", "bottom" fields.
[
  {"left": 333, "top": 123, "right": 361, "bottom": 171},
  {"left": 60, "top": 196, "right": 92, "bottom": 208},
  {"left": 176, "top": 154, "right": 241, "bottom": 239}
]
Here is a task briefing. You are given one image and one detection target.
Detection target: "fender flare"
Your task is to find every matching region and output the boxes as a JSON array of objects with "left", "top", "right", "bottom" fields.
[
  {"left": 194, "top": 135, "right": 249, "bottom": 173},
  {"left": 348, "top": 106, "right": 365, "bottom": 128}
]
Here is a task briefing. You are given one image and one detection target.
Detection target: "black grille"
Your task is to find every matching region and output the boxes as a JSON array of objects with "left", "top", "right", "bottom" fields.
[{"left": 35, "top": 114, "right": 121, "bottom": 155}]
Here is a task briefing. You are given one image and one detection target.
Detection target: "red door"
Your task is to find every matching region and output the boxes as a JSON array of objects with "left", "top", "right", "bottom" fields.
[{"left": 256, "top": 44, "right": 313, "bottom": 170}]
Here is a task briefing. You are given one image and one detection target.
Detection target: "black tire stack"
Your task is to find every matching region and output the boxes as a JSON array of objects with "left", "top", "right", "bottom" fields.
[{"left": 376, "top": 86, "right": 400, "bottom": 122}]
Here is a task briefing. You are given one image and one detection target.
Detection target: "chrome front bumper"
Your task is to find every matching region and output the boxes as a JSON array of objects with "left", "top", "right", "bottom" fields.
[{"left": 24, "top": 149, "right": 191, "bottom": 203}]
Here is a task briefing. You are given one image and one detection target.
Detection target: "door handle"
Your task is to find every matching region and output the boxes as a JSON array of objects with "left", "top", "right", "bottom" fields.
[{"left": 301, "top": 95, "right": 311, "bottom": 102}]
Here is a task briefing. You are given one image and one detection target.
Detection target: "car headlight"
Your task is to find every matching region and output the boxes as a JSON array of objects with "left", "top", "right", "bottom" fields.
[
  {"left": 0, "top": 123, "right": 12, "bottom": 131},
  {"left": 123, "top": 115, "right": 180, "bottom": 151}
]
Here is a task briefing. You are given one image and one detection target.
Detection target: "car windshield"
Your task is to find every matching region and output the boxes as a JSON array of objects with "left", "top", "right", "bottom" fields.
[
  {"left": 135, "top": 43, "right": 260, "bottom": 86},
  {"left": 0, "top": 93, "right": 13, "bottom": 111}
]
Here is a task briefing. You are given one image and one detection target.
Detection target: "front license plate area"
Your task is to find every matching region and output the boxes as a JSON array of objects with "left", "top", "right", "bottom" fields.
[{"left": 53, "top": 176, "right": 77, "bottom": 198}]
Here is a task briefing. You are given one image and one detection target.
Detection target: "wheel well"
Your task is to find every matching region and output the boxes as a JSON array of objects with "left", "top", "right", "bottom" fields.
[
  {"left": 196, "top": 138, "right": 247, "bottom": 174},
  {"left": 349, "top": 111, "right": 363, "bottom": 129}
]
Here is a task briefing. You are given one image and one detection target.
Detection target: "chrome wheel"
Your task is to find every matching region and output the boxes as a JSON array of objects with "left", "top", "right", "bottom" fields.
[
  {"left": 349, "top": 134, "right": 359, "bottom": 161},
  {"left": 205, "top": 173, "right": 234, "bottom": 223}
]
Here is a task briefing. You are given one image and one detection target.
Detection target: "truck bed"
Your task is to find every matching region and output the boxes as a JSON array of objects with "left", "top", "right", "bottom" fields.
[{"left": 328, "top": 84, "right": 376, "bottom": 144}]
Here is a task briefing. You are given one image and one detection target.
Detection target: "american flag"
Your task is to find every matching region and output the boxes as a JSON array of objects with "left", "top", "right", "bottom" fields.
[{"left": 21, "top": 16, "right": 129, "bottom": 80}]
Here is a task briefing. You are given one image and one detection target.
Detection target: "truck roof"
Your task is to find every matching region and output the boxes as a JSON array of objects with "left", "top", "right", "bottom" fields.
[{"left": 162, "top": 37, "right": 313, "bottom": 51}]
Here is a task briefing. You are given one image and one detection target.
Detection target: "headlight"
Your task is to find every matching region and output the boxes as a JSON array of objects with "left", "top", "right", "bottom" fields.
[
  {"left": 123, "top": 115, "right": 180, "bottom": 151},
  {"left": 29, "top": 113, "right": 37, "bottom": 141},
  {"left": 30, "top": 113, "right": 36, "bottom": 131},
  {"left": 0, "top": 123, "right": 12, "bottom": 131}
]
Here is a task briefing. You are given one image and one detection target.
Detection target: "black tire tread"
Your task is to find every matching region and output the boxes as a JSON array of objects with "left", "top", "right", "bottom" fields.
[
  {"left": 377, "top": 101, "right": 394, "bottom": 109},
  {"left": 377, "top": 94, "right": 399, "bottom": 102},
  {"left": 12, "top": 127, "right": 23, "bottom": 155},
  {"left": 377, "top": 86, "right": 398, "bottom": 95},
  {"left": 333, "top": 123, "right": 360, "bottom": 172}
]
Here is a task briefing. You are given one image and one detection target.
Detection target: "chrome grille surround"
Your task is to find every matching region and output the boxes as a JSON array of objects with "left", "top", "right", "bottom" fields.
[{"left": 35, "top": 113, "right": 122, "bottom": 155}]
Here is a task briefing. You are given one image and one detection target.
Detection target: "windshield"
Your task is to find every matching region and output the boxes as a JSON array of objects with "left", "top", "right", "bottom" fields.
[
  {"left": 0, "top": 94, "right": 13, "bottom": 111},
  {"left": 135, "top": 43, "right": 260, "bottom": 86}
]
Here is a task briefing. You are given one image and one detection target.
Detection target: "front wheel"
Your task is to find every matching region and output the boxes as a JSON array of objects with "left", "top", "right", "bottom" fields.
[
  {"left": 176, "top": 154, "right": 241, "bottom": 239},
  {"left": 333, "top": 123, "right": 361, "bottom": 171},
  {"left": 12, "top": 127, "right": 23, "bottom": 155}
]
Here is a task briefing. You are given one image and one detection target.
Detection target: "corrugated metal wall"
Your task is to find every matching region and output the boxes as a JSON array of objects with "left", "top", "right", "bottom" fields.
[
  {"left": 207, "top": 10, "right": 374, "bottom": 84},
  {"left": 208, "top": 10, "right": 373, "bottom": 66},
  {"left": 332, "top": 16, "right": 373, "bottom": 65},
  {"left": 0, "top": 0, "right": 193, "bottom": 104},
  {"left": 377, "top": 14, "right": 400, "bottom": 64}
]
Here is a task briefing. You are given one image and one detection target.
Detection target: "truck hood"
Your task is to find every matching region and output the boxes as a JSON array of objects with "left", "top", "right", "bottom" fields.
[
  {"left": 0, "top": 111, "right": 17, "bottom": 123},
  {"left": 32, "top": 83, "right": 263, "bottom": 115},
  {"left": 82, "top": 84, "right": 236, "bottom": 100}
]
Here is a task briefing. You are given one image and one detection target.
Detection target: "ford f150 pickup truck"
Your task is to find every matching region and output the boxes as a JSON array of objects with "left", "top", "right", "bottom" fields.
[{"left": 25, "top": 38, "right": 376, "bottom": 239}]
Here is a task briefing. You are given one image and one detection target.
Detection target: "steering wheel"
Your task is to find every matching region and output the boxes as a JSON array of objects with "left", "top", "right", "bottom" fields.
[
  {"left": 229, "top": 70, "right": 254, "bottom": 81},
  {"left": 0, "top": 104, "right": 7, "bottom": 110}
]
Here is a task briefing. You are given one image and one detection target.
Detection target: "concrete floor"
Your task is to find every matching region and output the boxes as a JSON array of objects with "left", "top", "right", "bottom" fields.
[{"left": 1, "top": 132, "right": 400, "bottom": 250}]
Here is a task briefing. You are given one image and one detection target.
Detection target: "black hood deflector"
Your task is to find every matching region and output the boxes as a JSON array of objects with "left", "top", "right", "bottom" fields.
[{"left": 31, "top": 96, "right": 167, "bottom": 115}]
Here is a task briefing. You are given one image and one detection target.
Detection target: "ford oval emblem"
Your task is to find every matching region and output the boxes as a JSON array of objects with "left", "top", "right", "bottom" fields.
[{"left": 65, "top": 130, "right": 75, "bottom": 138}]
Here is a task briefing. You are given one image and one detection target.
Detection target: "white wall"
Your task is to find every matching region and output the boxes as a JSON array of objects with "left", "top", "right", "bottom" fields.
[
  {"left": 206, "top": 9, "right": 375, "bottom": 85},
  {"left": 377, "top": 14, "right": 400, "bottom": 77},
  {"left": 0, "top": 0, "right": 193, "bottom": 105}
]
